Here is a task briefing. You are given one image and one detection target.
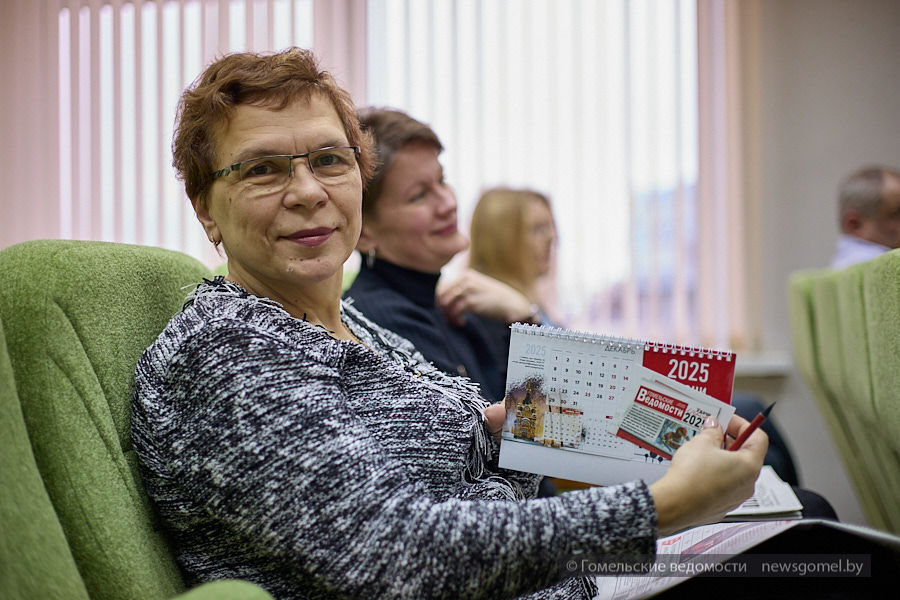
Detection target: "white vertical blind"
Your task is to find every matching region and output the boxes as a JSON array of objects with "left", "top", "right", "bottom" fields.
[
  {"left": 56, "top": 0, "right": 314, "bottom": 268},
  {"left": 365, "top": 0, "right": 743, "bottom": 348},
  {"left": 46, "top": 0, "right": 748, "bottom": 349}
]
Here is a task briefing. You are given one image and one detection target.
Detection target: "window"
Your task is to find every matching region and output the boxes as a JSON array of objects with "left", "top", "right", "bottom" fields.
[
  {"left": 49, "top": 0, "right": 747, "bottom": 348},
  {"left": 367, "top": 0, "right": 726, "bottom": 346},
  {"left": 57, "top": 0, "right": 314, "bottom": 267}
]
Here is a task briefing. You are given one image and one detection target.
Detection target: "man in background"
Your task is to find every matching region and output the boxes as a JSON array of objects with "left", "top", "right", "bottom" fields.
[{"left": 831, "top": 165, "right": 900, "bottom": 268}]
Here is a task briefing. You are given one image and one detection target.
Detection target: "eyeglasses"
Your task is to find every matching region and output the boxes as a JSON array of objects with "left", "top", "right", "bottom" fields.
[{"left": 210, "top": 146, "right": 361, "bottom": 196}]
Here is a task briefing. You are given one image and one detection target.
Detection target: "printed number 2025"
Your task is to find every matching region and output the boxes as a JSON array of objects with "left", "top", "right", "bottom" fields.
[
  {"left": 525, "top": 343, "right": 546, "bottom": 357},
  {"left": 667, "top": 359, "right": 709, "bottom": 383}
]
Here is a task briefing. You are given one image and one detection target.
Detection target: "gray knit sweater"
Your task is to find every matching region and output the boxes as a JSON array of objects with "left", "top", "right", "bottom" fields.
[{"left": 131, "top": 279, "right": 657, "bottom": 600}]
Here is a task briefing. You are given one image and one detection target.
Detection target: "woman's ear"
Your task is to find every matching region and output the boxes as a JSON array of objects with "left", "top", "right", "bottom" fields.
[
  {"left": 193, "top": 196, "right": 221, "bottom": 245},
  {"left": 356, "top": 220, "right": 376, "bottom": 253}
]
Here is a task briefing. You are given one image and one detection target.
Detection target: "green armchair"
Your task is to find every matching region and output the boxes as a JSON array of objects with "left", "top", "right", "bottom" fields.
[
  {"left": 0, "top": 240, "right": 273, "bottom": 600},
  {"left": 789, "top": 253, "right": 900, "bottom": 534}
]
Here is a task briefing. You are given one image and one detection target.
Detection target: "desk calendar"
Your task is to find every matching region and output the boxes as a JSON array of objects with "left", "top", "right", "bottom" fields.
[{"left": 498, "top": 324, "right": 736, "bottom": 485}]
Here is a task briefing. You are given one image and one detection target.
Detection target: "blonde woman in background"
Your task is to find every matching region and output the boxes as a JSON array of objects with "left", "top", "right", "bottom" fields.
[
  {"left": 438, "top": 187, "right": 559, "bottom": 368},
  {"left": 458, "top": 187, "right": 558, "bottom": 326}
]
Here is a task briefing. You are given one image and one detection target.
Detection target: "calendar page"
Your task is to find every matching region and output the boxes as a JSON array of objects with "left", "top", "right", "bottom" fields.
[{"left": 498, "top": 324, "right": 736, "bottom": 486}]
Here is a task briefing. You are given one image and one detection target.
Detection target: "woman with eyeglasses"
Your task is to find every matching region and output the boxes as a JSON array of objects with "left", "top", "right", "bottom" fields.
[{"left": 132, "top": 48, "right": 766, "bottom": 600}]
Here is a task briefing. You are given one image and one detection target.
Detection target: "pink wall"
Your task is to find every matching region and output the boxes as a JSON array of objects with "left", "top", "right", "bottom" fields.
[{"left": 1, "top": 0, "right": 61, "bottom": 249}]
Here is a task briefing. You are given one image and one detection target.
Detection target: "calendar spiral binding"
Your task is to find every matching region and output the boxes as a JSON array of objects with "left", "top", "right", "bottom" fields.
[{"left": 510, "top": 322, "right": 734, "bottom": 361}]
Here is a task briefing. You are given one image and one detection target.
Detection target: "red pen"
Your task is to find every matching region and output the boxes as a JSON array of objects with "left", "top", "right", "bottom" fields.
[{"left": 728, "top": 402, "right": 775, "bottom": 451}]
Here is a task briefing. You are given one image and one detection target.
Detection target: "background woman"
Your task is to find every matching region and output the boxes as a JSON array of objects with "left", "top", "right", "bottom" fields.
[
  {"left": 438, "top": 186, "right": 561, "bottom": 371},
  {"left": 346, "top": 108, "right": 550, "bottom": 401},
  {"left": 133, "top": 48, "right": 766, "bottom": 600},
  {"left": 457, "top": 186, "right": 559, "bottom": 326}
]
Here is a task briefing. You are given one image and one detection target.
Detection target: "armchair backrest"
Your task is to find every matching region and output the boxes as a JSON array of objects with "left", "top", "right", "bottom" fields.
[
  {"left": 788, "top": 254, "right": 900, "bottom": 533},
  {"left": 835, "top": 264, "right": 877, "bottom": 426},
  {"left": 1, "top": 316, "right": 92, "bottom": 600},
  {"left": 863, "top": 248, "right": 900, "bottom": 458},
  {"left": 0, "top": 240, "right": 213, "bottom": 600},
  {"left": 844, "top": 255, "right": 900, "bottom": 533}
]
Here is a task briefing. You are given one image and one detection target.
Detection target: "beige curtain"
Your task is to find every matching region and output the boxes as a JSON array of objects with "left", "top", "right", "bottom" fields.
[{"left": 697, "top": 0, "right": 759, "bottom": 351}]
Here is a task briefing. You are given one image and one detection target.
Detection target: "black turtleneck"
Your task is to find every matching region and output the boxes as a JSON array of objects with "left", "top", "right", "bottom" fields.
[{"left": 343, "top": 258, "right": 507, "bottom": 402}]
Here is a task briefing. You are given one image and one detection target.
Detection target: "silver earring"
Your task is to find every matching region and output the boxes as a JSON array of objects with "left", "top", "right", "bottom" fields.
[{"left": 366, "top": 248, "right": 376, "bottom": 268}]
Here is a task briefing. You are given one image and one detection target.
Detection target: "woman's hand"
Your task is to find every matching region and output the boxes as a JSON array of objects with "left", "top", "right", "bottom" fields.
[
  {"left": 649, "top": 415, "right": 768, "bottom": 537},
  {"left": 483, "top": 402, "right": 506, "bottom": 444},
  {"left": 438, "top": 269, "right": 536, "bottom": 326}
]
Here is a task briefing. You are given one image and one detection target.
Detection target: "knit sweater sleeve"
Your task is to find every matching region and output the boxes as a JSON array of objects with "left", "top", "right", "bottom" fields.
[{"left": 134, "top": 316, "right": 657, "bottom": 600}]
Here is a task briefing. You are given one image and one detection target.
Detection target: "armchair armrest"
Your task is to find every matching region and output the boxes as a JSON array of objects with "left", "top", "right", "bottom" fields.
[{"left": 176, "top": 579, "right": 275, "bottom": 600}]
